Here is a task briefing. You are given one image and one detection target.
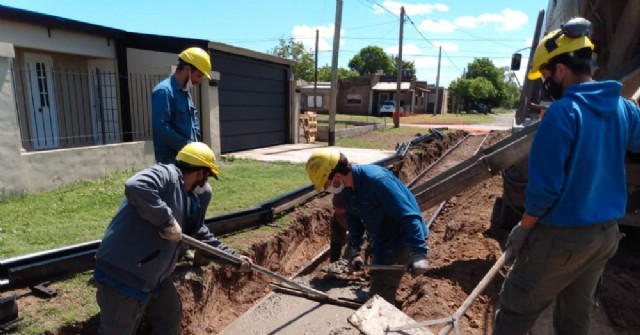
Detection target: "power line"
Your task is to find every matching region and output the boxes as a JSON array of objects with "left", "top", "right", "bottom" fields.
[{"left": 404, "top": 14, "right": 463, "bottom": 73}]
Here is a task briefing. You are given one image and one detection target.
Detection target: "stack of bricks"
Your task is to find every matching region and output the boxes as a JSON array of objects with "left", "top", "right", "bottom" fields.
[{"left": 299, "top": 111, "right": 318, "bottom": 143}]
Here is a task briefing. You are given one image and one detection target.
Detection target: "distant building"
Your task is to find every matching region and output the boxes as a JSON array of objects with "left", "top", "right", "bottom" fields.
[
  {"left": 298, "top": 80, "right": 331, "bottom": 113},
  {"left": 336, "top": 74, "right": 429, "bottom": 116}
]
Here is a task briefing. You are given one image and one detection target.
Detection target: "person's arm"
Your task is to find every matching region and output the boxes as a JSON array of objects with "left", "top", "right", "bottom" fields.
[
  {"left": 124, "top": 165, "right": 174, "bottom": 226},
  {"left": 346, "top": 213, "right": 365, "bottom": 253},
  {"left": 151, "top": 87, "right": 190, "bottom": 153},
  {"left": 525, "top": 103, "right": 575, "bottom": 217}
]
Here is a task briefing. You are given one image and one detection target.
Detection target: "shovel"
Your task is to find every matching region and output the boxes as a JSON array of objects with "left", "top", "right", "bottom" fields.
[{"left": 181, "top": 234, "right": 330, "bottom": 300}]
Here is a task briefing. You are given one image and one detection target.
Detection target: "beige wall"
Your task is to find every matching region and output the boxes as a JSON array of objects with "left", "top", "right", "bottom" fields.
[
  {"left": 20, "top": 142, "right": 155, "bottom": 193},
  {"left": 0, "top": 43, "right": 154, "bottom": 199},
  {"left": 0, "top": 42, "right": 26, "bottom": 198}
]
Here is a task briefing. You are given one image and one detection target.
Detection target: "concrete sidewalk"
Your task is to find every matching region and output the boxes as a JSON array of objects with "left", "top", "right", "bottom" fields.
[
  {"left": 225, "top": 112, "right": 514, "bottom": 164},
  {"left": 224, "top": 143, "right": 395, "bottom": 164}
]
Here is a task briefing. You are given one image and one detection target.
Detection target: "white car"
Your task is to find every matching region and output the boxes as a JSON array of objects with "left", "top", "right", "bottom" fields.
[{"left": 378, "top": 101, "right": 396, "bottom": 117}]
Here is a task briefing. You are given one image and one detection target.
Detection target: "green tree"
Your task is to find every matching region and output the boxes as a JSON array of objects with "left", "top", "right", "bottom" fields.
[
  {"left": 317, "top": 65, "right": 359, "bottom": 81},
  {"left": 269, "top": 37, "right": 315, "bottom": 81},
  {"left": 502, "top": 68, "right": 522, "bottom": 108},
  {"left": 465, "top": 57, "right": 506, "bottom": 106},
  {"left": 390, "top": 57, "right": 417, "bottom": 77},
  {"left": 348, "top": 46, "right": 394, "bottom": 75}
]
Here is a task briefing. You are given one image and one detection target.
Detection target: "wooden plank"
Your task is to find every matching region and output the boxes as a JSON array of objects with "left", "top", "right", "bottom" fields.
[{"left": 348, "top": 295, "right": 434, "bottom": 335}]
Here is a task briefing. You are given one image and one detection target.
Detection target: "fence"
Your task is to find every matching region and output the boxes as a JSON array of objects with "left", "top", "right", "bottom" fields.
[{"left": 10, "top": 65, "right": 201, "bottom": 152}]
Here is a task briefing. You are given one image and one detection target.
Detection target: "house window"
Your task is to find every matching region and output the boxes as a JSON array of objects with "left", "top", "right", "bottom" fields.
[
  {"left": 346, "top": 94, "right": 361, "bottom": 105},
  {"left": 307, "top": 95, "right": 323, "bottom": 108}
]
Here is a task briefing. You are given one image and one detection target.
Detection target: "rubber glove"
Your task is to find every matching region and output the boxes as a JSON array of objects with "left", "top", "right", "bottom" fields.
[
  {"left": 236, "top": 255, "right": 253, "bottom": 272},
  {"left": 408, "top": 253, "right": 429, "bottom": 277},
  {"left": 505, "top": 222, "right": 532, "bottom": 259},
  {"left": 343, "top": 247, "right": 363, "bottom": 272},
  {"left": 159, "top": 218, "right": 182, "bottom": 242}
]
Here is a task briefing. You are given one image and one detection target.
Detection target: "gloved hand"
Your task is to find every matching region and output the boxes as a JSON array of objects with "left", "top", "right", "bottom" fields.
[
  {"left": 236, "top": 255, "right": 253, "bottom": 272},
  {"left": 408, "top": 253, "right": 429, "bottom": 277},
  {"left": 159, "top": 218, "right": 182, "bottom": 242},
  {"left": 349, "top": 256, "right": 364, "bottom": 272},
  {"left": 343, "top": 247, "right": 363, "bottom": 272},
  {"left": 505, "top": 222, "right": 532, "bottom": 259}
]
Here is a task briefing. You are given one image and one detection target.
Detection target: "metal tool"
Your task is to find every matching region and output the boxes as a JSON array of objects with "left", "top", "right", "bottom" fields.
[
  {"left": 386, "top": 250, "right": 510, "bottom": 334},
  {"left": 181, "top": 234, "right": 329, "bottom": 299},
  {"left": 361, "top": 264, "right": 407, "bottom": 271}
]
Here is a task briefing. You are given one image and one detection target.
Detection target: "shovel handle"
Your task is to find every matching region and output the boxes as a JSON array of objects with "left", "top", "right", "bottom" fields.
[
  {"left": 361, "top": 264, "right": 407, "bottom": 271},
  {"left": 180, "top": 234, "right": 330, "bottom": 299}
]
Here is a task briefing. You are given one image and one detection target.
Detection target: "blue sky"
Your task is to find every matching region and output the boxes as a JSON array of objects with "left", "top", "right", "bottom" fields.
[{"left": 1, "top": 0, "right": 548, "bottom": 86}]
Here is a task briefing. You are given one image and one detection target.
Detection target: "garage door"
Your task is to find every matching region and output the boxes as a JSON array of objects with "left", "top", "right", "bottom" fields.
[{"left": 212, "top": 51, "right": 290, "bottom": 153}]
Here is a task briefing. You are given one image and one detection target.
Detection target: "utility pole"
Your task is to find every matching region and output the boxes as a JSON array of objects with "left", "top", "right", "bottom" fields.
[
  {"left": 313, "top": 29, "right": 319, "bottom": 112},
  {"left": 328, "top": 0, "right": 343, "bottom": 145},
  {"left": 393, "top": 6, "right": 405, "bottom": 128},
  {"left": 433, "top": 46, "right": 441, "bottom": 116}
]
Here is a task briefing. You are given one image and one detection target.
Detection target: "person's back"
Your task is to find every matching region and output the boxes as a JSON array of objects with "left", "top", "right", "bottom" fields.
[{"left": 528, "top": 80, "right": 640, "bottom": 226}]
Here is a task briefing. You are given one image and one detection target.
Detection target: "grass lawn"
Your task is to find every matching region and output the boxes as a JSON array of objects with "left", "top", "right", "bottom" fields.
[
  {"left": 0, "top": 159, "right": 309, "bottom": 258},
  {"left": 316, "top": 110, "right": 512, "bottom": 125}
]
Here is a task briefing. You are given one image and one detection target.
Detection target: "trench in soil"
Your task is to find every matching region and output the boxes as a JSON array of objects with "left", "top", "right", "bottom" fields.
[{"left": 46, "top": 130, "right": 640, "bottom": 335}]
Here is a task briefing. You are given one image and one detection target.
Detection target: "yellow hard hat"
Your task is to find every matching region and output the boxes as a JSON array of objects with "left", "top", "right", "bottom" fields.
[
  {"left": 176, "top": 142, "right": 220, "bottom": 178},
  {"left": 179, "top": 47, "right": 211, "bottom": 80},
  {"left": 528, "top": 18, "right": 594, "bottom": 80},
  {"left": 305, "top": 148, "right": 340, "bottom": 191}
]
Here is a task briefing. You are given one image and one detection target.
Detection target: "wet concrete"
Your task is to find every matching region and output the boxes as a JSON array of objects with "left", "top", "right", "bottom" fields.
[{"left": 225, "top": 143, "right": 395, "bottom": 164}]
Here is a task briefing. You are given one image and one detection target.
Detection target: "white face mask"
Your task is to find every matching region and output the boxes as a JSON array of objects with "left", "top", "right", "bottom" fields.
[
  {"left": 325, "top": 177, "right": 344, "bottom": 194},
  {"left": 182, "top": 68, "right": 193, "bottom": 92}
]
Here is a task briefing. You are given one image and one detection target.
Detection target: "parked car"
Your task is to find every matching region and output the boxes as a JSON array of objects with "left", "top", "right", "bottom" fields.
[
  {"left": 469, "top": 102, "right": 489, "bottom": 114},
  {"left": 378, "top": 100, "right": 396, "bottom": 117}
]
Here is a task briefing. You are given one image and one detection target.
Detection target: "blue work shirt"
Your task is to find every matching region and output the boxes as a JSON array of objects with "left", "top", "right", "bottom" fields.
[
  {"left": 342, "top": 164, "right": 428, "bottom": 262},
  {"left": 151, "top": 76, "right": 200, "bottom": 164}
]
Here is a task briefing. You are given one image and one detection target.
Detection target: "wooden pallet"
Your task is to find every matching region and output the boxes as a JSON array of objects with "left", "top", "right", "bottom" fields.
[{"left": 299, "top": 111, "right": 318, "bottom": 143}]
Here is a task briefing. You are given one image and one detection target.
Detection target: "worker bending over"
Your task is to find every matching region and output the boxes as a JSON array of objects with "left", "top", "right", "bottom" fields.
[{"left": 306, "top": 148, "right": 429, "bottom": 305}]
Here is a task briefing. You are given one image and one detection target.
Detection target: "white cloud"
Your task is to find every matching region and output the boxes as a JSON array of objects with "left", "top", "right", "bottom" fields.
[
  {"left": 384, "top": 43, "right": 422, "bottom": 56},
  {"left": 373, "top": 1, "right": 448, "bottom": 15},
  {"left": 417, "top": 19, "right": 456, "bottom": 33},
  {"left": 292, "top": 24, "right": 343, "bottom": 52},
  {"left": 454, "top": 9, "right": 528, "bottom": 31},
  {"left": 525, "top": 38, "right": 533, "bottom": 47}
]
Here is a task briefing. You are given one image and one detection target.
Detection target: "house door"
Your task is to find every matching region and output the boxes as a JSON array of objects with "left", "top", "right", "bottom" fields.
[
  {"left": 88, "top": 60, "right": 120, "bottom": 144},
  {"left": 24, "top": 53, "right": 60, "bottom": 150}
]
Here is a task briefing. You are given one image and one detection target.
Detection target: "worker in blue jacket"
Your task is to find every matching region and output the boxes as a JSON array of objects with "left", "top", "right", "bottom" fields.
[
  {"left": 306, "top": 148, "right": 429, "bottom": 305},
  {"left": 94, "top": 142, "right": 252, "bottom": 335},
  {"left": 493, "top": 18, "right": 640, "bottom": 335},
  {"left": 152, "top": 47, "right": 213, "bottom": 227}
]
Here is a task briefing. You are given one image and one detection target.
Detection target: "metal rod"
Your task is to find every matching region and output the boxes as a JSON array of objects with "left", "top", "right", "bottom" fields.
[
  {"left": 361, "top": 264, "right": 406, "bottom": 271},
  {"left": 387, "top": 250, "right": 509, "bottom": 333},
  {"left": 180, "top": 235, "right": 330, "bottom": 299},
  {"left": 270, "top": 283, "right": 361, "bottom": 309}
]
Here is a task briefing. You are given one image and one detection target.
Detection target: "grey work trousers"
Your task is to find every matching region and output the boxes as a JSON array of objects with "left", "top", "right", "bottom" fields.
[
  {"left": 369, "top": 248, "right": 411, "bottom": 305},
  {"left": 493, "top": 221, "right": 621, "bottom": 335},
  {"left": 96, "top": 278, "right": 182, "bottom": 335}
]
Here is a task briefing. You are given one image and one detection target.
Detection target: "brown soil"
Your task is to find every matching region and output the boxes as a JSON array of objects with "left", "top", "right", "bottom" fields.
[{"left": 11, "top": 129, "right": 638, "bottom": 334}]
